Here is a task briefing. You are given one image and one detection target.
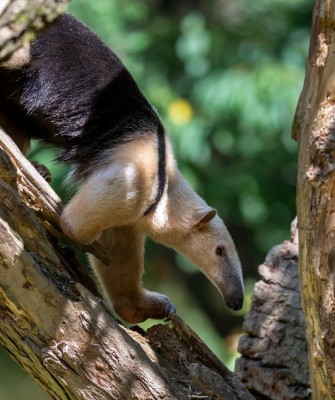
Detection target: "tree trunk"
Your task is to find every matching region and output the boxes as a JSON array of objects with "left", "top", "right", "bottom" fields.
[
  {"left": 235, "top": 220, "right": 311, "bottom": 400},
  {"left": 292, "top": 0, "right": 335, "bottom": 398},
  {"left": 0, "top": 3, "right": 255, "bottom": 399}
]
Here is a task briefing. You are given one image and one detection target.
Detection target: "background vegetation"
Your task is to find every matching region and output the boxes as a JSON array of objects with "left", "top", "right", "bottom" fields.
[{"left": 0, "top": 0, "right": 313, "bottom": 398}]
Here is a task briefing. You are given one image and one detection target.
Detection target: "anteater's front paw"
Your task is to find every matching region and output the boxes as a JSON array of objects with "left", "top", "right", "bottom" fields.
[{"left": 114, "top": 290, "right": 176, "bottom": 324}]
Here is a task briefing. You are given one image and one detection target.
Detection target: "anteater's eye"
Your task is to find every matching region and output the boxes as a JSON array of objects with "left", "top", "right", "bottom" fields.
[{"left": 216, "top": 246, "right": 224, "bottom": 256}]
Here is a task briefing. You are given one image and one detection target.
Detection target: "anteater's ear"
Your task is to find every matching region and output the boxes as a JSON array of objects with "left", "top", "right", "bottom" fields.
[{"left": 193, "top": 208, "right": 217, "bottom": 229}]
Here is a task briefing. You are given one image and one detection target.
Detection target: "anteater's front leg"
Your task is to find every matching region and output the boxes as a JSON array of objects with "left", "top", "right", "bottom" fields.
[
  {"left": 89, "top": 226, "right": 176, "bottom": 323},
  {"left": 60, "top": 162, "right": 146, "bottom": 245}
]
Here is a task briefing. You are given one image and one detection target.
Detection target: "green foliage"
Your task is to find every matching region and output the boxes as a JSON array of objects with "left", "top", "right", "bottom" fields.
[
  {"left": 0, "top": 1, "right": 314, "bottom": 397},
  {"left": 0, "top": 349, "right": 46, "bottom": 400}
]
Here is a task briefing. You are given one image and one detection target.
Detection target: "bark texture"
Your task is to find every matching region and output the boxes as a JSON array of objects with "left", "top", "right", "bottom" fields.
[
  {"left": 235, "top": 220, "right": 311, "bottom": 400},
  {"left": 0, "top": 127, "right": 255, "bottom": 400},
  {"left": 0, "top": 0, "right": 69, "bottom": 62},
  {"left": 292, "top": 0, "right": 335, "bottom": 398}
]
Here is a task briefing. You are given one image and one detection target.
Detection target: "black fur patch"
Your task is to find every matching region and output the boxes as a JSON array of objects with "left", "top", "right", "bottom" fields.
[
  {"left": 0, "top": 13, "right": 167, "bottom": 213},
  {"left": 144, "top": 121, "right": 166, "bottom": 215}
]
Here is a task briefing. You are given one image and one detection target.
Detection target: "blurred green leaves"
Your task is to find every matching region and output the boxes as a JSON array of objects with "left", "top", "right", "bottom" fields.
[{"left": 177, "top": 12, "right": 211, "bottom": 77}]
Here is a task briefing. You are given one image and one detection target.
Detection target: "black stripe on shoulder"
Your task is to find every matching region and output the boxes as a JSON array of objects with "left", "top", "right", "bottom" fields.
[{"left": 144, "top": 122, "right": 166, "bottom": 215}]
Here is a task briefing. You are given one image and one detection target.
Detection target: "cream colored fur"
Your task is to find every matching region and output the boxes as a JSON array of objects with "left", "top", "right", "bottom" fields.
[{"left": 60, "top": 133, "right": 244, "bottom": 323}]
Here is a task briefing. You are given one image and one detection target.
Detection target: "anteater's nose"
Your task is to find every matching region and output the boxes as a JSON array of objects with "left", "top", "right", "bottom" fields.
[
  {"left": 224, "top": 292, "right": 244, "bottom": 311},
  {"left": 219, "top": 276, "right": 244, "bottom": 311}
]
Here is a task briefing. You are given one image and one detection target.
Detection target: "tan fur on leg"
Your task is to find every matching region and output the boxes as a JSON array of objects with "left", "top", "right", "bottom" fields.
[
  {"left": 60, "top": 136, "right": 160, "bottom": 244},
  {"left": 60, "top": 162, "right": 145, "bottom": 244},
  {"left": 89, "top": 226, "right": 175, "bottom": 323}
]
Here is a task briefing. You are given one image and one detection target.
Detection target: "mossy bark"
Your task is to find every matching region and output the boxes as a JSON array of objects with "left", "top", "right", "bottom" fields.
[{"left": 0, "top": 0, "right": 69, "bottom": 62}]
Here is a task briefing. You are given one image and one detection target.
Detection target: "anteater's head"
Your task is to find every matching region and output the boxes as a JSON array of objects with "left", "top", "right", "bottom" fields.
[{"left": 177, "top": 207, "right": 244, "bottom": 311}]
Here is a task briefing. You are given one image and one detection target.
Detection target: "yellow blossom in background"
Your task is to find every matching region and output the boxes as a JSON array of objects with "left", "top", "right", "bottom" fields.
[{"left": 168, "top": 98, "right": 193, "bottom": 125}]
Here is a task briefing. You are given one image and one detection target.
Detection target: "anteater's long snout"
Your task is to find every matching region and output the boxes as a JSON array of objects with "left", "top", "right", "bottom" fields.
[{"left": 218, "top": 275, "right": 244, "bottom": 311}]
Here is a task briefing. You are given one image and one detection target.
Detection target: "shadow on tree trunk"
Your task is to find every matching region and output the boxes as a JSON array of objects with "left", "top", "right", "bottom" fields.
[{"left": 236, "top": 219, "right": 311, "bottom": 400}]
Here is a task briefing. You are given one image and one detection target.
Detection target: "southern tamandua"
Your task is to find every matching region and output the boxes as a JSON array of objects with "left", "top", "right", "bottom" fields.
[{"left": 0, "top": 13, "right": 244, "bottom": 323}]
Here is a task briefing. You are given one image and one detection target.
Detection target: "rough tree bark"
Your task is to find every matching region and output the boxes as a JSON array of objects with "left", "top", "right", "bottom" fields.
[
  {"left": 235, "top": 220, "right": 311, "bottom": 400},
  {"left": 0, "top": 1, "right": 255, "bottom": 399},
  {"left": 0, "top": 0, "right": 69, "bottom": 61},
  {"left": 292, "top": 0, "right": 335, "bottom": 398}
]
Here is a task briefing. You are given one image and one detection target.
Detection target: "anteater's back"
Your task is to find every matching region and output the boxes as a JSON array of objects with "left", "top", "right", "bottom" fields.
[{"left": 0, "top": 14, "right": 161, "bottom": 171}]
